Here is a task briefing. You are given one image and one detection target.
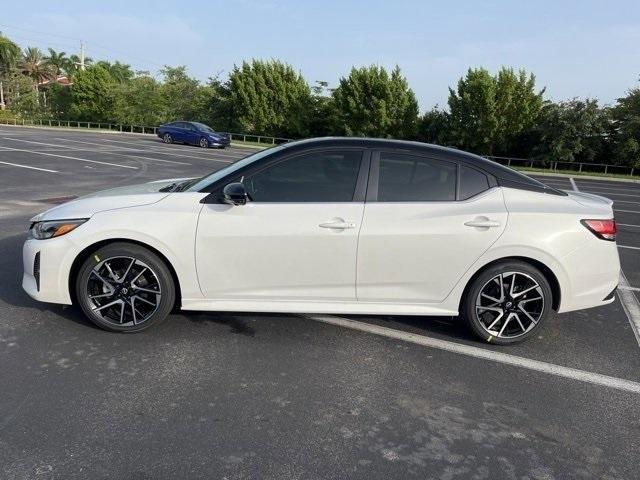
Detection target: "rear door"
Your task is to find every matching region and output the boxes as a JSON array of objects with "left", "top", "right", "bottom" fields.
[{"left": 356, "top": 150, "right": 507, "bottom": 303}]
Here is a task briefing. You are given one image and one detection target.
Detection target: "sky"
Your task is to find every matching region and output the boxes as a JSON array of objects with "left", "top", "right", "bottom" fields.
[{"left": 2, "top": 0, "right": 639, "bottom": 111}]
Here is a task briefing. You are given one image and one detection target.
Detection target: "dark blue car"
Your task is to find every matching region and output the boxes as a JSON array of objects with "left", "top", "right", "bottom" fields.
[{"left": 157, "top": 121, "right": 231, "bottom": 148}]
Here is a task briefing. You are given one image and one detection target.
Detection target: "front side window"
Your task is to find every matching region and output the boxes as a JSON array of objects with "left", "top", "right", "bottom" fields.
[
  {"left": 377, "top": 152, "right": 457, "bottom": 202},
  {"left": 245, "top": 150, "right": 363, "bottom": 202}
]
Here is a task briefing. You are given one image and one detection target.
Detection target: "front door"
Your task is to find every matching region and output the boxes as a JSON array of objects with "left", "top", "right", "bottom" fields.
[{"left": 195, "top": 149, "right": 367, "bottom": 301}]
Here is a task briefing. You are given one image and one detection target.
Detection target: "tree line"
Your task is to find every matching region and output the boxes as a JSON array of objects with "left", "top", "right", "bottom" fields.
[{"left": 0, "top": 34, "right": 638, "bottom": 167}]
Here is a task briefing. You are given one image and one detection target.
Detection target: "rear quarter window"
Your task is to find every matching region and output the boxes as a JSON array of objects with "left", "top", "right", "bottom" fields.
[{"left": 459, "top": 165, "right": 490, "bottom": 200}]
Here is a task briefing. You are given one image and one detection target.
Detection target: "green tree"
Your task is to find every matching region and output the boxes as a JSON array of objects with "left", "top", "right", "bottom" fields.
[
  {"left": 113, "top": 74, "right": 166, "bottom": 125},
  {"left": 43, "top": 48, "right": 69, "bottom": 78},
  {"left": 0, "top": 34, "right": 20, "bottom": 109},
  {"left": 20, "top": 47, "right": 51, "bottom": 91},
  {"left": 532, "top": 99, "right": 609, "bottom": 163},
  {"left": 160, "top": 65, "right": 211, "bottom": 122},
  {"left": 447, "top": 67, "right": 544, "bottom": 155},
  {"left": 417, "top": 107, "right": 450, "bottom": 145},
  {"left": 611, "top": 85, "right": 640, "bottom": 168},
  {"left": 69, "top": 64, "right": 116, "bottom": 122},
  {"left": 226, "top": 59, "right": 312, "bottom": 137},
  {"left": 95, "top": 60, "right": 134, "bottom": 83},
  {"left": 332, "top": 65, "right": 418, "bottom": 138}
]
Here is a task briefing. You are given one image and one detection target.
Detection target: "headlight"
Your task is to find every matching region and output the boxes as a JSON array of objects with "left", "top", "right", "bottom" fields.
[{"left": 29, "top": 219, "right": 88, "bottom": 240}]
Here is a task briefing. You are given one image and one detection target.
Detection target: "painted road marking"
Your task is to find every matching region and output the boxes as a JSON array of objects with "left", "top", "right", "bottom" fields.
[
  {"left": 618, "top": 245, "right": 640, "bottom": 251},
  {"left": 618, "top": 223, "right": 640, "bottom": 228},
  {"left": 100, "top": 138, "right": 239, "bottom": 162},
  {"left": 306, "top": 315, "right": 640, "bottom": 394},
  {"left": 0, "top": 142, "right": 137, "bottom": 170},
  {"left": 615, "top": 209, "right": 640, "bottom": 214},
  {"left": 618, "top": 272, "right": 640, "bottom": 347},
  {"left": 569, "top": 177, "right": 578, "bottom": 191},
  {"left": 619, "top": 285, "right": 640, "bottom": 292},
  {"left": 53, "top": 138, "right": 191, "bottom": 165},
  {"left": 0, "top": 160, "right": 58, "bottom": 173}
]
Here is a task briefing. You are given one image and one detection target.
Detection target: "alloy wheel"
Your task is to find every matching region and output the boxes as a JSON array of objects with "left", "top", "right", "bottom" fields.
[
  {"left": 85, "top": 256, "right": 162, "bottom": 327},
  {"left": 163, "top": 133, "right": 172, "bottom": 144},
  {"left": 199, "top": 137, "right": 208, "bottom": 148},
  {"left": 475, "top": 271, "right": 544, "bottom": 339}
]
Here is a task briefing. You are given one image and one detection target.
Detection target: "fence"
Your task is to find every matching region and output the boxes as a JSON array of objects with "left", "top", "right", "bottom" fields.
[
  {"left": 486, "top": 156, "right": 638, "bottom": 178},
  {"left": 0, "top": 117, "right": 292, "bottom": 146},
  {"left": 0, "top": 117, "right": 637, "bottom": 176}
]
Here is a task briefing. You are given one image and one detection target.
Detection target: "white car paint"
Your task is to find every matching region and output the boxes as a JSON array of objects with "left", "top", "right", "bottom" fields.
[{"left": 23, "top": 177, "right": 619, "bottom": 317}]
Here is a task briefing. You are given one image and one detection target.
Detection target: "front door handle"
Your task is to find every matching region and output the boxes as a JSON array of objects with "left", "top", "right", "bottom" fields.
[
  {"left": 319, "top": 220, "right": 356, "bottom": 230},
  {"left": 464, "top": 219, "right": 501, "bottom": 228}
]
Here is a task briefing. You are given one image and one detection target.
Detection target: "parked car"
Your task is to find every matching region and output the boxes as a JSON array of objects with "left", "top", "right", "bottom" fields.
[
  {"left": 156, "top": 121, "right": 230, "bottom": 148},
  {"left": 22, "top": 138, "right": 620, "bottom": 344}
]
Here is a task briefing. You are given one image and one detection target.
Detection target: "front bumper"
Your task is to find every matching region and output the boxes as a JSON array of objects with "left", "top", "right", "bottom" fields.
[{"left": 22, "top": 237, "right": 74, "bottom": 305}]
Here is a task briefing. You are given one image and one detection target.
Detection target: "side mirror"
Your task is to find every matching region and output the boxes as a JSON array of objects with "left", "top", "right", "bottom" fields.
[{"left": 222, "top": 182, "right": 248, "bottom": 206}]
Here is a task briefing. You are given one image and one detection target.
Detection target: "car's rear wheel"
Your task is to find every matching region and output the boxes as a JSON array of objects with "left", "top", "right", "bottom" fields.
[
  {"left": 75, "top": 243, "right": 175, "bottom": 332},
  {"left": 462, "top": 261, "right": 553, "bottom": 345},
  {"left": 163, "top": 133, "right": 173, "bottom": 144},
  {"left": 199, "top": 137, "right": 209, "bottom": 148}
]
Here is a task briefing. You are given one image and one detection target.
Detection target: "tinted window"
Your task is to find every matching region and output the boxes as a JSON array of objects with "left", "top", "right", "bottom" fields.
[
  {"left": 173, "top": 122, "right": 186, "bottom": 129},
  {"left": 377, "top": 153, "right": 456, "bottom": 202},
  {"left": 245, "top": 150, "right": 362, "bottom": 202},
  {"left": 459, "top": 165, "right": 490, "bottom": 200}
]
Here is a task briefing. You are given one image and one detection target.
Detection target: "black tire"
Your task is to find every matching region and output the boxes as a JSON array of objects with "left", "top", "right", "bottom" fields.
[
  {"left": 461, "top": 260, "right": 553, "bottom": 345},
  {"left": 199, "top": 137, "right": 209, "bottom": 148},
  {"left": 75, "top": 242, "right": 176, "bottom": 332},
  {"left": 163, "top": 133, "right": 173, "bottom": 144}
]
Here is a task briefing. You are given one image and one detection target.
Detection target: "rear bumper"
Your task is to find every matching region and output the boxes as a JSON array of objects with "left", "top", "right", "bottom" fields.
[{"left": 558, "top": 240, "right": 620, "bottom": 313}]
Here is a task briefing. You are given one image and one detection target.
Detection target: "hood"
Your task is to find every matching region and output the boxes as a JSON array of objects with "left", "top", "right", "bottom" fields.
[{"left": 30, "top": 178, "right": 195, "bottom": 222}]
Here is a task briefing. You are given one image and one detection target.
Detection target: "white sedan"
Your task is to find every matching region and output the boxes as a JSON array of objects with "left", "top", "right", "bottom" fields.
[{"left": 22, "top": 138, "right": 620, "bottom": 344}]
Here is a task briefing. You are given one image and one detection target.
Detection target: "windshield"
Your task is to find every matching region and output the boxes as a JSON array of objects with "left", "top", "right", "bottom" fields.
[
  {"left": 192, "top": 122, "right": 215, "bottom": 133},
  {"left": 185, "top": 143, "right": 291, "bottom": 192}
]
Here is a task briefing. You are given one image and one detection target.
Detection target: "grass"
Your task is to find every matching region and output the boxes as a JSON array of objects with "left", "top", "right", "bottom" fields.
[{"left": 513, "top": 166, "right": 640, "bottom": 180}]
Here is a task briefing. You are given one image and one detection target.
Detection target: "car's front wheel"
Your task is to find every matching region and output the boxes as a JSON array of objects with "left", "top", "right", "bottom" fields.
[
  {"left": 199, "top": 137, "right": 209, "bottom": 148},
  {"left": 462, "top": 261, "right": 553, "bottom": 345},
  {"left": 75, "top": 243, "right": 175, "bottom": 332}
]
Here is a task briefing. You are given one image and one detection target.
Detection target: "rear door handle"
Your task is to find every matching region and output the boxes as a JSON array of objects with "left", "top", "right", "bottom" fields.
[
  {"left": 464, "top": 219, "right": 501, "bottom": 228},
  {"left": 319, "top": 221, "right": 356, "bottom": 230}
]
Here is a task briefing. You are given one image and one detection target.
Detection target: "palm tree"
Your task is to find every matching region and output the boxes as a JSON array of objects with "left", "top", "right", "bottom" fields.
[
  {"left": 68, "top": 53, "right": 93, "bottom": 76},
  {"left": 0, "top": 34, "right": 20, "bottom": 109},
  {"left": 43, "top": 48, "right": 69, "bottom": 78},
  {"left": 20, "top": 47, "right": 51, "bottom": 90}
]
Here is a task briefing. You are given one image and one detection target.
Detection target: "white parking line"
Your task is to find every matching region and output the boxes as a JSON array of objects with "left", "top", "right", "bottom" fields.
[
  {"left": 618, "top": 245, "right": 640, "bottom": 251},
  {"left": 618, "top": 223, "right": 640, "bottom": 228},
  {"left": 618, "top": 272, "right": 640, "bottom": 347},
  {"left": 577, "top": 185, "right": 640, "bottom": 194},
  {"left": 0, "top": 142, "right": 137, "bottom": 170},
  {"left": 0, "top": 160, "right": 58, "bottom": 173},
  {"left": 100, "top": 138, "right": 239, "bottom": 162},
  {"left": 619, "top": 285, "right": 640, "bottom": 292},
  {"left": 615, "top": 209, "right": 640, "bottom": 214},
  {"left": 53, "top": 138, "right": 191, "bottom": 165},
  {"left": 569, "top": 177, "right": 578, "bottom": 191},
  {"left": 306, "top": 315, "right": 640, "bottom": 394}
]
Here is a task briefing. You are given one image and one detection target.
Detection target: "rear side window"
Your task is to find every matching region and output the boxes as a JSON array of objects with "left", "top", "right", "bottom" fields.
[
  {"left": 377, "top": 153, "right": 457, "bottom": 202},
  {"left": 245, "top": 150, "right": 363, "bottom": 202},
  {"left": 459, "top": 165, "right": 490, "bottom": 200}
]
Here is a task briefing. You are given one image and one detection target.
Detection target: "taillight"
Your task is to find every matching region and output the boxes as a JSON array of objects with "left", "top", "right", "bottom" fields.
[{"left": 581, "top": 219, "right": 617, "bottom": 241}]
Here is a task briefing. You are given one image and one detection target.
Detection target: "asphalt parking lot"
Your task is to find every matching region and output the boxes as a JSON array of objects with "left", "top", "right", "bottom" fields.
[{"left": 1, "top": 126, "right": 639, "bottom": 479}]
